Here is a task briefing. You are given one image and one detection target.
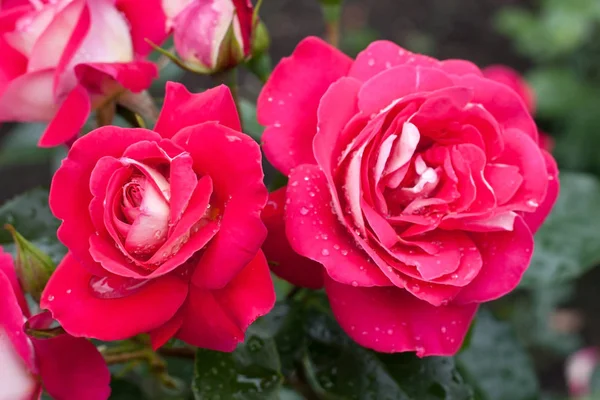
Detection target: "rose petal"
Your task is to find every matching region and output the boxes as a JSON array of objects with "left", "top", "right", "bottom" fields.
[
  {"left": 38, "top": 84, "right": 91, "bottom": 147},
  {"left": 455, "top": 216, "right": 533, "bottom": 304},
  {"left": 521, "top": 150, "right": 559, "bottom": 234},
  {"left": 0, "top": 69, "right": 56, "bottom": 121},
  {"left": 325, "top": 276, "right": 478, "bottom": 356},
  {"left": 51, "top": 127, "right": 161, "bottom": 276},
  {"left": 154, "top": 82, "right": 241, "bottom": 139},
  {"left": 357, "top": 65, "right": 454, "bottom": 115},
  {"left": 34, "top": 335, "right": 111, "bottom": 400},
  {"left": 41, "top": 253, "right": 188, "bottom": 340},
  {"left": 172, "top": 123, "right": 267, "bottom": 289},
  {"left": 262, "top": 188, "right": 324, "bottom": 289},
  {"left": 74, "top": 60, "right": 158, "bottom": 94},
  {"left": 259, "top": 36, "right": 352, "bottom": 175},
  {"left": 285, "top": 165, "right": 391, "bottom": 287},
  {"left": 116, "top": 0, "right": 168, "bottom": 56}
]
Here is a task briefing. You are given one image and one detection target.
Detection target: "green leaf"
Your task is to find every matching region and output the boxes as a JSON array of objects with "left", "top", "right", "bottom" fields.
[
  {"left": 0, "top": 189, "right": 66, "bottom": 265},
  {"left": 302, "top": 298, "right": 474, "bottom": 400},
  {"left": 239, "top": 99, "right": 264, "bottom": 141},
  {"left": 457, "top": 310, "right": 538, "bottom": 400},
  {"left": 521, "top": 172, "right": 600, "bottom": 287},
  {"left": 192, "top": 335, "right": 283, "bottom": 399}
]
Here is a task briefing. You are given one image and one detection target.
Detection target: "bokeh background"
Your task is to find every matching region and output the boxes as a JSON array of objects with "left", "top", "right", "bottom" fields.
[{"left": 2, "top": 1, "right": 600, "bottom": 398}]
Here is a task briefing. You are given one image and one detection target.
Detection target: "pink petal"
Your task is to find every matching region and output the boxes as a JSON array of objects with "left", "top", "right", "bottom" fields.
[
  {"left": 484, "top": 164, "right": 523, "bottom": 206},
  {"left": 0, "top": 248, "right": 29, "bottom": 316},
  {"left": 521, "top": 150, "right": 559, "bottom": 234},
  {"left": 313, "top": 77, "right": 362, "bottom": 178},
  {"left": 261, "top": 188, "right": 324, "bottom": 289},
  {"left": 285, "top": 165, "right": 391, "bottom": 287},
  {"left": 0, "top": 264, "right": 37, "bottom": 374},
  {"left": 172, "top": 123, "right": 267, "bottom": 289},
  {"left": 38, "top": 84, "right": 91, "bottom": 147},
  {"left": 149, "top": 311, "right": 184, "bottom": 350},
  {"left": 325, "top": 276, "right": 478, "bottom": 356},
  {"left": 482, "top": 65, "right": 536, "bottom": 114},
  {"left": 34, "top": 335, "right": 110, "bottom": 400},
  {"left": 154, "top": 82, "right": 241, "bottom": 139},
  {"left": 0, "top": 69, "right": 56, "bottom": 121},
  {"left": 349, "top": 40, "right": 436, "bottom": 82},
  {"left": 495, "top": 129, "right": 548, "bottom": 213},
  {"left": 455, "top": 216, "right": 533, "bottom": 304},
  {"left": 357, "top": 65, "right": 454, "bottom": 115},
  {"left": 348, "top": 40, "right": 483, "bottom": 83},
  {"left": 175, "top": 285, "right": 244, "bottom": 351},
  {"left": 74, "top": 60, "right": 158, "bottom": 94},
  {"left": 168, "top": 153, "right": 197, "bottom": 227},
  {"left": 50, "top": 127, "right": 161, "bottom": 276},
  {"left": 212, "top": 251, "right": 275, "bottom": 336},
  {"left": 258, "top": 36, "right": 352, "bottom": 175},
  {"left": 454, "top": 74, "right": 538, "bottom": 142},
  {"left": 116, "top": 0, "right": 168, "bottom": 56},
  {"left": 25, "top": 0, "right": 87, "bottom": 72},
  {"left": 178, "top": 251, "right": 274, "bottom": 351},
  {"left": 41, "top": 253, "right": 188, "bottom": 340}
]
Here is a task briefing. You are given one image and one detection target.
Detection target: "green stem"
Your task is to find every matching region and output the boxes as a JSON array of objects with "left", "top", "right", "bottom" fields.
[
  {"left": 322, "top": 4, "right": 342, "bottom": 48},
  {"left": 26, "top": 326, "right": 66, "bottom": 339}
]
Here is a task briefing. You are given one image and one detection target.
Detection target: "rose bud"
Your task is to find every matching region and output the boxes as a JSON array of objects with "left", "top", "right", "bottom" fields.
[{"left": 164, "top": 0, "right": 263, "bottom": 74}]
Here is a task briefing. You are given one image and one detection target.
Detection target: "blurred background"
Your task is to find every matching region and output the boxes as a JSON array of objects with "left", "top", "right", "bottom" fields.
[{"left": 2, "top": 0, "right": 600, "bottom": 398}]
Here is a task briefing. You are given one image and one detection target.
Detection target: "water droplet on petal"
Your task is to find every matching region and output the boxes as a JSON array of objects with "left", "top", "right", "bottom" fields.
[
  {"left": 351, "top": 281, "right": 358, "bottom": 287},
  {"left": 300, "top": 207, "right": 309, "bottom": 215},
  {"left": 321, "top": 249, "right": 330, "bottom": 256}
]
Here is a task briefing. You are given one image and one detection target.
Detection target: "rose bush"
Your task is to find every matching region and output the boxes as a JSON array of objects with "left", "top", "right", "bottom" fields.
[
  {"left": 0, "top": 0, "right": 167, "bottom": 147},
  {"left": 259, "top": 37, "right": 559, "bottom": 356},
  {"left": 164, "top": 0, "right": 254, "bottom": 73},
  {"left": 41, "top": 82, "right": 275, "bottom": 351},
  {"left": 0, "top": 247, "right": 110, "bottom": 400},
  {"left": 482, "top": 64, "right": 554, "bottom": 152}
]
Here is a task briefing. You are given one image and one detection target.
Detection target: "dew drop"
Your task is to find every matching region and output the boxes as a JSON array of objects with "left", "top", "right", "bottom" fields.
[
  {"left": 47, "top": 295, "right": 55, "bottom": 302},
  {"left": 367, "top": 58, "right": 375, "bottom": 66},
  {"left": 351, "top": 281, "right": 358, "bottom": 287},
  {"left": 341, "top": 249, "right": 349, "bottom": 256},
  {"left": 267, "top": 97, "right": 273, "bottom": 102},
  {"left": 66, "top": 289, "right": 72, "bottom": 294},
  {"left": 441, "top": 326, "right": 447, "bottom": 333},
  {"left": 321, "top": 249, "right": 330, "bottom": 256},
  {"left": 300, "top": 207, "right": 309, "bottom": 215},
  {"left": 387, "top": 329, "right": 394, "bottom": 335}
]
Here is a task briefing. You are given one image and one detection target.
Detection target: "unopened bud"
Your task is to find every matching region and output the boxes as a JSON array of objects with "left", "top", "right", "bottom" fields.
[{"left": 5, "top": 225, "right": 55, "bottom": 301}]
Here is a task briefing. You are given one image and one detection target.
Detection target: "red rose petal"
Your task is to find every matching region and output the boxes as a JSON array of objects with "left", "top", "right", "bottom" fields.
[
  {"left": 41, "top": 253, "right": 188, "bottom": 340},
  {"left": 259, "top": 36, "right": 352, "bottom": 175},
  {"left": 325, "top": 276, "right": 478, "bottom": 356}
]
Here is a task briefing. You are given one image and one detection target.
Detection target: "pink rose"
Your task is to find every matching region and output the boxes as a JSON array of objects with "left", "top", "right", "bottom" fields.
[
  {"left": 565, "top": 347, "right": 600, "bottom": 398},
  {"left": 259, "top": 37, "right": 559, "bottom": 356},
  {"left": 41, "top": 82, "right": 275, "bottom": 351},
  {"left": 482, "top": 65, "right": 554, "bottom": 152},
  {"left": 0, "top": 0, "right": 168, "bottom": 147},
  {"left": 0, "top": 247, "right": 110, "bottom": 400},
  {"left": 164, "top": 0, "right": 254, "bottom": 73}
]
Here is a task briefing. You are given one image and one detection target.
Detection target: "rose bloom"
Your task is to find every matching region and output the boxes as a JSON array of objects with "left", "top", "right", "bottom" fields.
[
  {"left": 0, "top": 0, "right": 167, "bottom": 147},
  {"left": 482, "top": 65, "right": 554, "bottom": 152},
  {"left": 0, "top": 247, "right": 110, "bottom": 400},
  {"left": 163, "top": 0, "right": 254, "bottom": 73},
  {"left": 259, "top": 38, "right": 559, "bottom": 356},
  {"left": 41, "top": 82, "right": 275, "bottom": 351}
]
